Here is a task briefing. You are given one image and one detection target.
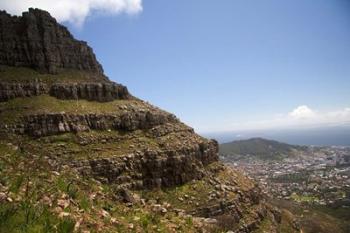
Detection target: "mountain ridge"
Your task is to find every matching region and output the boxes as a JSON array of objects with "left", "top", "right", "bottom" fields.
[
  {"left": 220, "top": 137, "right": 307, "bottom": 161},
  {"left": 0, "top": 9, "right": 299, "bottom": 232}
]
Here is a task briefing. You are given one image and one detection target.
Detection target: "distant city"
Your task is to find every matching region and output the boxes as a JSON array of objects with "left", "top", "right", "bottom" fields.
[
  {"left": 221, "top": 145, "right": 350, "bottom": 205},
  {"left": 219, "top": 137, "right": 350, "bottom": 231},
  {"left": 204, "top": 125, "right": 350, "bottom": 146}
]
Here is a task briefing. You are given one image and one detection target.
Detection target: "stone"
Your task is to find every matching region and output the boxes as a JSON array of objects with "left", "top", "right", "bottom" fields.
[
  {"left": 0, "top": 9, "right": 103, "bottom": 74},
  {"left": 117, "top": 188, "right": 138, "bottom": 204},
  {"left": 100, "top": 209, "right": 110, "bottom": 218},
  {"left": 58, "top": 212, "right": 70, "bottom": 218},
  {"left": 1, "top": 111, "right": 177, "bottom": 137},
  {"left": 0, "top": 80, "right": 129, "bottom": 104},
  {"left": 57, "top": 199, "right": 70, "bottom": 209},
  {"left": 0, "top": 192, "right": 6, "bottom": 202},
  {"left": 49, "top": 82, "right": 129, "bottom": 102},
  {"left": 204, "top": 218, "right": 217, "bottom": 224},
  {"left": 152, "top": 204, "right": 167, "bottom": 214},
  {"left": 0, "top": 82, "right": 48, "bottom": 102}
]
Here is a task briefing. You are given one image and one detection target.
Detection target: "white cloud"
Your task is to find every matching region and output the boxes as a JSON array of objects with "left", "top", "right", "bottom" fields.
[
  {"left": 0, "top": 0, "right": 143, "bottom": 27},
  {"left": 257, "top": 105, "right": 350, "bottom": 130},
  {"left": 288, "top": 105, "right": 316, "bottom": 120},
  {"left": 200, "top": 105, "right": 350, "bottom": 133}
]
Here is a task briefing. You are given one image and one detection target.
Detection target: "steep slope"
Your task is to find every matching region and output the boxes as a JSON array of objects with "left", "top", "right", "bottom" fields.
[
  {"left": 220, "top": 137, "right": 307, "bottom": 161},
  {"left": 0, "top": 8, "right": 103, "bottom": 74},
  {"left": 0, "top": 9, "right": 299, "bottom": 232}
]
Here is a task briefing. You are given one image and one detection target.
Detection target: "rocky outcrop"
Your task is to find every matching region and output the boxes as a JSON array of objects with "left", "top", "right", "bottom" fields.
[
  {"left": 191, "top": 186, "right": 261, "bottom": 218},
  {"left": 49, "top": 82, "right": 129, "bottom": 102},
  {"left": 73, "top": 140, "right": 219, "bottom": 189},
  {"left": 3, "top": 111, "right": 178, "bottom": 137},
  {"left": 0, "top": 8, "right": 131, "bottom": 102},
  {"left": 0, "top": 81, "right": 48, "bottom": 101},
  {"left": 0, "top": 81, "right": 130, "bottom": 102},
  {"left": 0, "top": 8, "right": 103, "bottom": 74}
]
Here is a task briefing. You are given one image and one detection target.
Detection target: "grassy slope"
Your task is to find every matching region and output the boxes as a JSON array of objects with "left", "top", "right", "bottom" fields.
[
  {"left": 0, "top": 137, "right": 270, "bottom": 233},
  {"left": 9, "top": 125, "right": 202, "bottom": 161},
  {"left": 0, "top": 140, "right": 201, "bottom": 233},
  {"left": 0, "top": 95, "right": 148, "bottom": 124},
  {"left": 271, "top": 199, "right": 350, "bottom": 233}
]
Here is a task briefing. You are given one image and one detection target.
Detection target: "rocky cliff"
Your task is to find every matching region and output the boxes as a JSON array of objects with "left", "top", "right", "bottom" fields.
[
  {"left": 0, "top": 81, "right": 129, "bottom": 102},
  {"left": 0, "top": 9, "right": 299, "bottom": 233},
  {"left": 0, "top": 8, "right": 129, "bottom": 102},
  {"left": 0, "top": 8, "right": 103, "bottom": 74}
]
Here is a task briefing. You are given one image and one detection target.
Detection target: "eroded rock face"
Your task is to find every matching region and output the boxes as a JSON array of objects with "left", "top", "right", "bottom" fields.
[
  {"left": 0, "top": 81, "right": 130, "bottom": 102},
  {"left": 3, "top": 111, "right": 178, "bottom": 137},
  {"left": 0, "top": 8, "right": 103, "bottom": 74},
  {"left": 0, "top": 9, "right": 131, "bottom": 102},
  {"left": 0, "top": 81, "right": 48, "bottom": 101},
  {"left": 73, "top": 140, "right": 219, "bottom": 189},
  {"left": 49, "top": 83, "right": 129, "bottom": 102}
]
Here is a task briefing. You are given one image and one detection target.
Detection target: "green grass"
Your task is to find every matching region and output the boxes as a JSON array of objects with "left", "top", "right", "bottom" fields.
[
  {"left": 314, "top": 205, "right": 350, "bottom": 222},
  {"left": 0, "top": 142, "right": 77, "bottom": 233},
  {"left": 0, "top": 95, "right": 147, "bottom": 124},
  {"left": 0, "top": 201, "right": 75, "bottom": 233},
  {"left": 290, "top": 193, "right": 319, "bottom": 203},
  {"left": 17, "top": 130, "right": 161, "bottom": 160},
  {"left": 253, "top": 218, "right": 274, "bottom": 233},
  {"left": 145, "top": 179, "right": 216, "bottom": 211},
  {"left": 271, "top": 199, "right": 350, "bottom": 233}
]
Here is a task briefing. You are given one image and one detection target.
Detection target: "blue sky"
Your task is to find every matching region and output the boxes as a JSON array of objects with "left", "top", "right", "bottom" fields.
[{"left": 2, "top": 0, "right": 350, "bottom": 132}]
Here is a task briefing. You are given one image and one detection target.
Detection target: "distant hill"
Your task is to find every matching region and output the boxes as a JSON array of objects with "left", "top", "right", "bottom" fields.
[{"left": 219, "top": 137, "right": 307, "bottom": 161}]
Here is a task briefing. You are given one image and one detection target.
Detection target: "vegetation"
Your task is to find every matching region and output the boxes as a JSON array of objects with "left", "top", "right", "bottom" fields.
[
  {"left": 271, "top": 199, "right": 350, "bottom": 233},
  {"left": 219, "top": 137, "right": 307, "bottom": 161},
  {"left": 139, "top": 162, "right": 249, "bottom": 213},
  {"left": 0, "top": 95, "right": 148, "bottom": 124},
  {"left": 0, "top": 136, "right": 275, "bottom": 233},
  {"left": 0, "top": 140, "right": 202, "bottom": 232},
  {"left": 0, "top": 65, "right": 106, "bottom": 84}
]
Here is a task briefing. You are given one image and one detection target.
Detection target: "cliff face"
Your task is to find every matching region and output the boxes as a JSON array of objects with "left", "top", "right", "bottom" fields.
[
  {"left": 0, "top": 8, "right": 103, "bottom": 74},
  {"left": 0, "top": 81, "right": 129, "bottom": 102},
  {"left": 0, "top": 5, "right": 220, "bottom": 203},
  {"left": 0, "top": 9, "right": 299, "bottom": 233},
  {"left": 0, "top": 81, "right": 48, "bottom": 101},
  {"left": 0, "top": 9, "right": 129, "bottom": 102}
]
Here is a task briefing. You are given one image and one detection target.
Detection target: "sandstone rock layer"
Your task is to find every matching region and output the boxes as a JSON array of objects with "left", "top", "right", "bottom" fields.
[{"left": 0, "top": 8, "right": 103, "bottom": 74}]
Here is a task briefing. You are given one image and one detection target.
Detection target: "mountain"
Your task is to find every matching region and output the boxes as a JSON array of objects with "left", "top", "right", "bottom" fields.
[
  {"left": 220, "top": 137, "right": 307, "bottom": 160},
  {"left": 0, "top": 9, "right": 103, "bottom": 74},
  {"left": 204, "top": 126, "right": 350, "bottom": 146},
  {"left": 0, "top": 9, "right": 299, "bottom": 232}
]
